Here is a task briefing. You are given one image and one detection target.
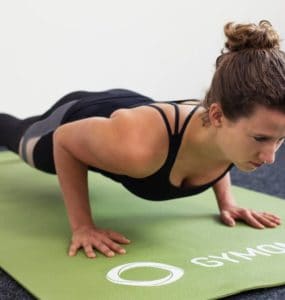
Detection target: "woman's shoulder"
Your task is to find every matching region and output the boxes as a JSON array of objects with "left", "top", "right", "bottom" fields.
[{"left": 109, "top": 105, "right": 172, "bottom": 173}]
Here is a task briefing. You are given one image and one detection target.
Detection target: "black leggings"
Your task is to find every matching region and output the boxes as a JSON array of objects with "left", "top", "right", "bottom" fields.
[{"left": 0, "top": 91, "right": 92, "bottom": 154}]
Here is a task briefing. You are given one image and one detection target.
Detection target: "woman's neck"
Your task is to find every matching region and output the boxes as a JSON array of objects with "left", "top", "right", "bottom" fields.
[{"left": 180, "top": 107, "right": 231, "bottom": 168}]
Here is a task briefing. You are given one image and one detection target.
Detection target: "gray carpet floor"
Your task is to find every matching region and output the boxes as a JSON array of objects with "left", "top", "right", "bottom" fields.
[{"left": 1, "top": 145, "right": 285, "bottom": 299}]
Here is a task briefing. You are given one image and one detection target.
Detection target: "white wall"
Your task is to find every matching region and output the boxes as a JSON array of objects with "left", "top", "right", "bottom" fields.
[{"left": 0, "top": 0, "right": 284, "bottom": 117}]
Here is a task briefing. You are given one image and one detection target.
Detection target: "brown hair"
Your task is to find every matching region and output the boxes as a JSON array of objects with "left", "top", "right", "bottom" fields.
[{"left": 202, "top": 20, "right": 285, "bottom": 121}]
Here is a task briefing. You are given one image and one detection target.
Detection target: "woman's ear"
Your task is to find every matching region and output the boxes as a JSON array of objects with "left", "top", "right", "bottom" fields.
[{"left": 208, "top": 103, "right": 224, "bottom": 127}]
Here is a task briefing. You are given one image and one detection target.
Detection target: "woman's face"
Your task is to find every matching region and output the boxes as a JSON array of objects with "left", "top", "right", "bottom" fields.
[{"left": 216, "top": 105, "right": 285, "bottom": 172}]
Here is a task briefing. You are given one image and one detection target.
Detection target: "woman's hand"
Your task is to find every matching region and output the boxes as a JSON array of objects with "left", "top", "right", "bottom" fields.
[
  {"left": 68, "top": 225, "right": 131, "bottom": 258},
  {"left": 220, "top": 205, "right": 282, "bottom": 229}
]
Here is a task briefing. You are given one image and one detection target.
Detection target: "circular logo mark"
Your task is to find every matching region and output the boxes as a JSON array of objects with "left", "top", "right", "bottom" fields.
[{"left": 106, "top": 261, "right": 184, "bottom": 286}]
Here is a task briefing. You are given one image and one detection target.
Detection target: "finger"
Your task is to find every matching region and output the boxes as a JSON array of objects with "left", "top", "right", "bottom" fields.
[
  {"left": 220, "top": 211, "right": 236, "bottom": 227},
  {"left": 92, "top": 240, "right": 115, "bottom": 258},
  {"left": 68, "top": 243, "right": 79, "bottom": 257},
  {"left": 105, "top": 230, "right": 131, "bottom": 244},
  {"left": 262, "top": 212, "right": 281, "bottom": 220},
  {"left": 253, "top": 213, "right": 280, "bottom": 228},
  {"left": 261, "top": 213, "right": 282, "bottom": 224},
  {"left": 243, "top": 211, "right": 265, "bottom": 229},
  {"left": 261, "top": 214, "right": 281, "bottom": 225},
  {"left": 83, "top": 244, "right": 96, "bottom": 259},
  {"left": 103, "top": 238, "right": 127, "bottom": 255}
]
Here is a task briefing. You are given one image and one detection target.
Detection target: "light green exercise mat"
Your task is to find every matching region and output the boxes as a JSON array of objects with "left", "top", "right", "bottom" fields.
[{"left": 1, "top": 152, "right": 285, "bottom": 300}]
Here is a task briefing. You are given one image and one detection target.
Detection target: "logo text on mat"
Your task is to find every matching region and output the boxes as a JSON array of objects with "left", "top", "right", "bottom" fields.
[{"left": 190, "top": 242, "right": 285, "bottom": 267}]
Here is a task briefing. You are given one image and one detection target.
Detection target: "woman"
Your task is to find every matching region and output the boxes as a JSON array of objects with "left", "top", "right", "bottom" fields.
[{"left": 1, "top": 20, "right": 284, "bottom": 259}]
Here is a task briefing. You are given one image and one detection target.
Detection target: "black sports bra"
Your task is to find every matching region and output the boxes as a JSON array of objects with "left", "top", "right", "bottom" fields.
[{"left": 89, "top": 101, "right": 234, "bottom": 201}]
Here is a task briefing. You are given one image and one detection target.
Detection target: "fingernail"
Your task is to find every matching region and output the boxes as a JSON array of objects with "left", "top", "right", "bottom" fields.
[
  {"left": 108, "top": 251, "right": 115, "bottom": 257},
  {"left": 119, "top": 249, "right": 126, "bottom": 254}
]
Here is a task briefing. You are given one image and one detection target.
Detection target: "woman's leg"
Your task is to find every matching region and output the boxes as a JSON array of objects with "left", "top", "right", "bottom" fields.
[
  {"left": 0, "top": 91, "right": 90, "bottom": 155},
  {"left": 0, "top": 114, "right": 40, "bottom": 154},
  {"left": 39, "top": 91, "right": 92, "bottom": 119}
]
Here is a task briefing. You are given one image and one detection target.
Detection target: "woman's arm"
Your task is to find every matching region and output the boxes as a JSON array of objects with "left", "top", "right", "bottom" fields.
[
  {"left": 212, "top": 172, "right": 281, "bottom": 228},
  {"left": 212, "top": 172, "right": 236, "bottom": 212},
  {"left": 52, "top": 113, "right": 149, "bottom": 258},
  {"left": 53, "top": 136, "right": 93, "bottom": 231}
]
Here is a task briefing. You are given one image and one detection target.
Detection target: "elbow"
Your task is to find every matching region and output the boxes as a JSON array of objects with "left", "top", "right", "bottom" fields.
[
  {"left": 53, "top": 127, "right": 69, "bottom": 156},
  {"left": 53, "top": 126, "right": 66, "bottom": 147}
]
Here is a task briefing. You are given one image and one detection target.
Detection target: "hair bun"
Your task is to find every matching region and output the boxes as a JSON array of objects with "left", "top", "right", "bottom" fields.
[{"left": 224, "top": 20, "right": 280, "bottom": 52}]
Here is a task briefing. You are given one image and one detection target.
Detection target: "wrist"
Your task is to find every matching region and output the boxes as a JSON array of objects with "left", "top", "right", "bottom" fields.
[
  {"left": 71, "top": 221, "right": 96, "bottom": 232},
  {"left": 216, "top": 195, "right": 237, "bottom": 211}
]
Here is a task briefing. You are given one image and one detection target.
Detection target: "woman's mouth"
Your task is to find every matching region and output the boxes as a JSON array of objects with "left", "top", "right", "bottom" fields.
[{"left": 250, "top": 161, "right": 263, "bottom": 168}]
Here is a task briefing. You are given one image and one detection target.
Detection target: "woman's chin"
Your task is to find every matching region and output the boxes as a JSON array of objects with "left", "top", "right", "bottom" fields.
[{"left": 234, "top": 162, "right": 257, "bottom": 173}]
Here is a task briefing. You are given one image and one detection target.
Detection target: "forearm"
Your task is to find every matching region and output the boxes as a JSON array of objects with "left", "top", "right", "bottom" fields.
[
  {"left": 53, "top": 134, "right": 94, "bottom": 232},
  {"left": 212, "top": 172, "right": 237, "bottom": 211}
]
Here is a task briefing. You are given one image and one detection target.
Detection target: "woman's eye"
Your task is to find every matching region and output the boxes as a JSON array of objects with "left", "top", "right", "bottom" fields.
[
  {"left": 254, "top": 137, "right": 268, "bottom": 142},
  {"left": 254, "top": 136, "right": 285, "bottom": 143}
]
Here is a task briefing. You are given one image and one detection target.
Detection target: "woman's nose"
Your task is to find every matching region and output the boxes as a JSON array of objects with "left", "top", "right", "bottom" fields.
[{"left": 259, "top": 146, "right": 278, "bottom": 165}]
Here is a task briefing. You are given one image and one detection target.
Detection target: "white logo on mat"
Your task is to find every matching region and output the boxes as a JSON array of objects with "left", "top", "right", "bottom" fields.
[
  {"left": 106, "top": 262, "right": 184, "bottom": 287},
  {"left": 190, "top": 242, "right": 285, "bottom": 267}
]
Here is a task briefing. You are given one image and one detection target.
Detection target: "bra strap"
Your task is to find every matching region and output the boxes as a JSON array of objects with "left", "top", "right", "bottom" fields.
[{"left": 146, "top": 104, "right": 173, "bottom": 138}]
